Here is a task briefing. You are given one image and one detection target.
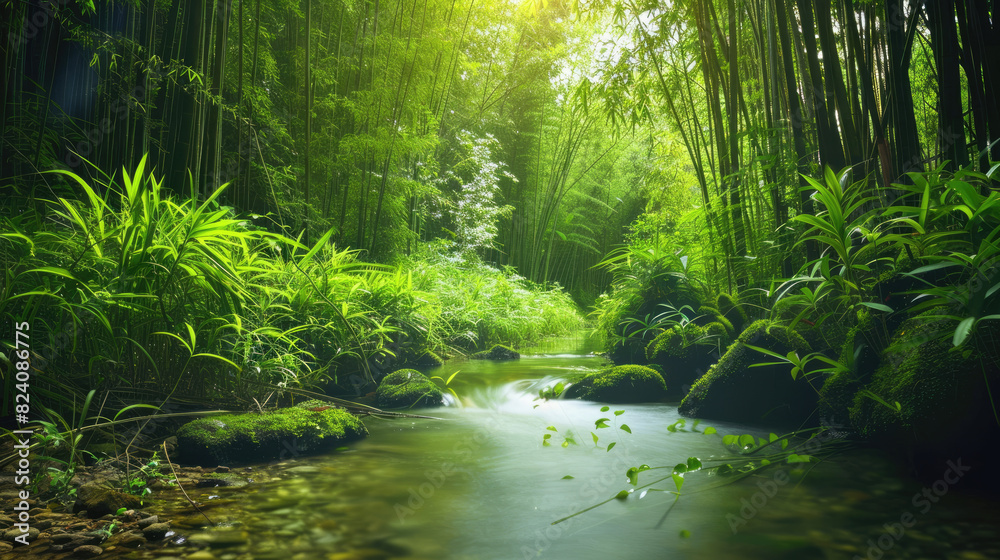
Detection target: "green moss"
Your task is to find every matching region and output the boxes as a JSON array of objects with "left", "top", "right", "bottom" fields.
[
  {"left": 375, "top": 369, "right": 444, "bottom": 408},
  {"left": 564, "top": 365, "right": 668, "bottom": 403},
  {"left": 705, "top": 321, "right": 728, "bottom": 340},
  {"left": 645, "top": 327, "right": 692, "bottom": 362},
  {"left": 471, "top": 344, "right": 520, "bottom": 361},
  {"left": 176, "top": 407, "right": 367, "bottom": 466},
  {"left": 817, "top": 370, "right": 860, "bottom": 427},
  {"left": 737, "top": 319, "right": 810, "bottom": 350},
  {"left": 848, "top": 313, "right": 994, "bottom": 445},
  {"left": 412, "top": 351, "right": 445, "bottom": 367},
  {"left": 679, "top": 320, "right": 816, "bottom": 427},
  {"left": 644, "top": 322, "right": 729, "bottom": 392}
]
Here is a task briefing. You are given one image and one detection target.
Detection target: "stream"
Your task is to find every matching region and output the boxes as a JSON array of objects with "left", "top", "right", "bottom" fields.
[{"left": 137, "top": 335, "right": 1000, "bottom": 560}]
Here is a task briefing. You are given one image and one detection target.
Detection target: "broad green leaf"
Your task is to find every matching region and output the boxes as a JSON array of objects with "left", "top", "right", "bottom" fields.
[
  {"left": 600, "top": 406, "right": 610, "bottom": 412},
  {"left": 953, "top": 317, "right": 976, "bottom": 346},
  {"left": 679, "top": 530, "right": 691, "bottom": 538},
  {"left": 595, "top": 418, "right": 611, "bottom": 429},
  {"left": 672, "top": 473, "right": 684, "bottom": 492},
  {"left": 606, "top": 442, "right": 616, "bottom": 452},
  {"left": 562, "top": 475, "right": 574, "bottom": 480},
  {"left": 546, "top": 426, "right": 558, "bottom": 432},
  {"left": 703, "top": 426, "right": 717, "bottom": 435},
  {"left": 614, "top": 409, "right": 625, "bottom": 416},
  {"left": 861, "top": 302, "right": 894, "bottom": 313},
  {"left": 619, "top": 424, "right": 632, "bottom": 434},
  {"left": 687, "top": 457, "right": 702, "bottom": 471}
]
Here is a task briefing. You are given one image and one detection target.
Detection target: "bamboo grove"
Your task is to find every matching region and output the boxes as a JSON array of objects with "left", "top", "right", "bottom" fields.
[
  {"left": 2, "top": 1, "right": 999, "bottom": 404},
  {"left": 591, "top": 0, "right": 999, "bottom": 289},
  {"left": 1, "top": 0, "right": 655, "bottom": 302}
]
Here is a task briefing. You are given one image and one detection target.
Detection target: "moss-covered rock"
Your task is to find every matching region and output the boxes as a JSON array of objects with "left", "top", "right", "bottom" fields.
[
  {"left": 848, "top": 313, "right": 1000, "bottom": 456},
  {"left": 411, "top": 351, "right": 445, "bottom": 367},
  {"left": 74, "top": 483, "right": 142, "bottom": 517},
  {"left": 698, "top": 305, "right": 735, "bottom": 335},
  {"left": 375, "top": 369, "right": 444, "bottom": 408},
  {"left": 644, "top": 324, "right": 726, "bottom": 393},
  {"left": 564, "top": 365, "right": 668, "bottom": 403},
  {"left": 816, "top": 310, "right": 882, "bottom": 425},
  {"left": 176, "top": 407, "right": 367, "bottom": 466},
  {"left": 678, "top": 320, "right": 817, "bottom": 427},
  {"left": 471, "top": 344, "right": 520, "bottom": 361},
  {"left": 716, "top": 293, "right": 748, "bottom": 333}
]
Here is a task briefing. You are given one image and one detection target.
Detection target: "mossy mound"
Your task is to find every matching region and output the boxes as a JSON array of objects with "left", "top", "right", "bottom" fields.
[
  {"left": 716, "top": 293, "right": 748, "bottom": 333},
  {"left": 698, "top": 305, "right": 735, "bottom": 335},
  {"left": 176, "top": 407, "right": 367, "bottom": 466},
  {"left": 471, "top": 344, "right": 520, "bottom": 361},
  {"left": 817, "top": 370, "right": 860, "bottom": 430},
  {"left": 848, "top": 314, "right": 1000, "bottom": 457},
  {"left": 411, "top": 350, "right": 445, "bottom": 367},
  {"left": 816, "top": 310, "right": 882, "bottom": 426},
  {"left": 678, "top": 320, "right": 817, "bottom": 427},
  {"left": 644, "top": 324, "right": 726, "bottom": 393},
  {"left": 375, "top": 369, "right": 444, "bottom": 408},
  {"left": 564, "top": 365, "right": 668, "bottom": 403}
]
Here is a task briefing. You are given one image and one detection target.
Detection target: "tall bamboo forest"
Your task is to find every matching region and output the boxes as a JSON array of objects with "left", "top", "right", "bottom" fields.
[{"left": 2, "top": 1, "right": 1000, "bottom": 559}]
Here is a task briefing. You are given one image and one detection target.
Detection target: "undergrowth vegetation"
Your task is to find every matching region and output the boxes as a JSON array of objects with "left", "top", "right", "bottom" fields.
[
  {"left": 402, "top": 242, "right": 585, "bottom": 350},
  {"left": 591, "top": 161, "right": 1000, "bottom": 434},
  {"left": 0, "top": 158, "right": 583, "bottom": 417}
]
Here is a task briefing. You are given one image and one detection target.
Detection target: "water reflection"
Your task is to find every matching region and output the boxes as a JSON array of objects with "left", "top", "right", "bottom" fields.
[{"left": 130, "top": 335, "right": 1000, "bottom": 560}]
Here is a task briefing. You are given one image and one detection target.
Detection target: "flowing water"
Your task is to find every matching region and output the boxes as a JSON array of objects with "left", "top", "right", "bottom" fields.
[{"left": 135, "top": 336, "right": 999, "bottom": 560}]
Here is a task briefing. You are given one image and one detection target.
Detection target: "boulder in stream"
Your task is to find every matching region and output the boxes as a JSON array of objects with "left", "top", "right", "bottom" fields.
[
  {"left": 644, "top": 322, "right": 728, "bottom": 392},
  {"left": 678, "top": 320, "right": 816, "bottom": 427},
  {"left": 176, "top": 406, "right": 367, "bottom": 466},
  {"left": 375, "top": 369, "right": 444, "bottom": 408},
  {"left": 848, "top": 312, "right": 1000, "bottom": 468},
  {"left": 471, "top": 344, "right": 520, "bottom": 361},
  {"left": 73, "top": 483, "right": 142, "bottom": 518},
  {"left": 564, "top": 365, "right": 668, "bottom": 403}
]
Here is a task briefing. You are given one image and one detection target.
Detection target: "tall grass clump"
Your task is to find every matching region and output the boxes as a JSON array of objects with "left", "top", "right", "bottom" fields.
[
  {"left": 0, "top": 157, "right": 432, "bottom": 415},
  {"left": 401, "top": 241, "right": 585, "bottom": 351}
]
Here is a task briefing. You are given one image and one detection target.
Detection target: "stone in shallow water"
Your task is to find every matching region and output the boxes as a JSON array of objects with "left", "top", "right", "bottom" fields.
[
  {"left": 73, "top": 545, "right": 105, "bottom": 558},
  {"left": 184, "top": 551, "right": 219, "bottom": 560},
  {"left": 187, "top": 530, "right": 249, "bottom": 548},
  {"left": 564, "top": 365, "right": 668, "bottom": 403},
  {"left": 176, "top": 407, "right": 367, "bottom": 466},
  {"left": 375, "top": 370, "right": 444, "bottom": 408},
  {"left": 142, "top": 522, "right": 171, "bottom": 540},
  {"left": 117, "top": 532, "right": 146, "bottom": 547}
]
